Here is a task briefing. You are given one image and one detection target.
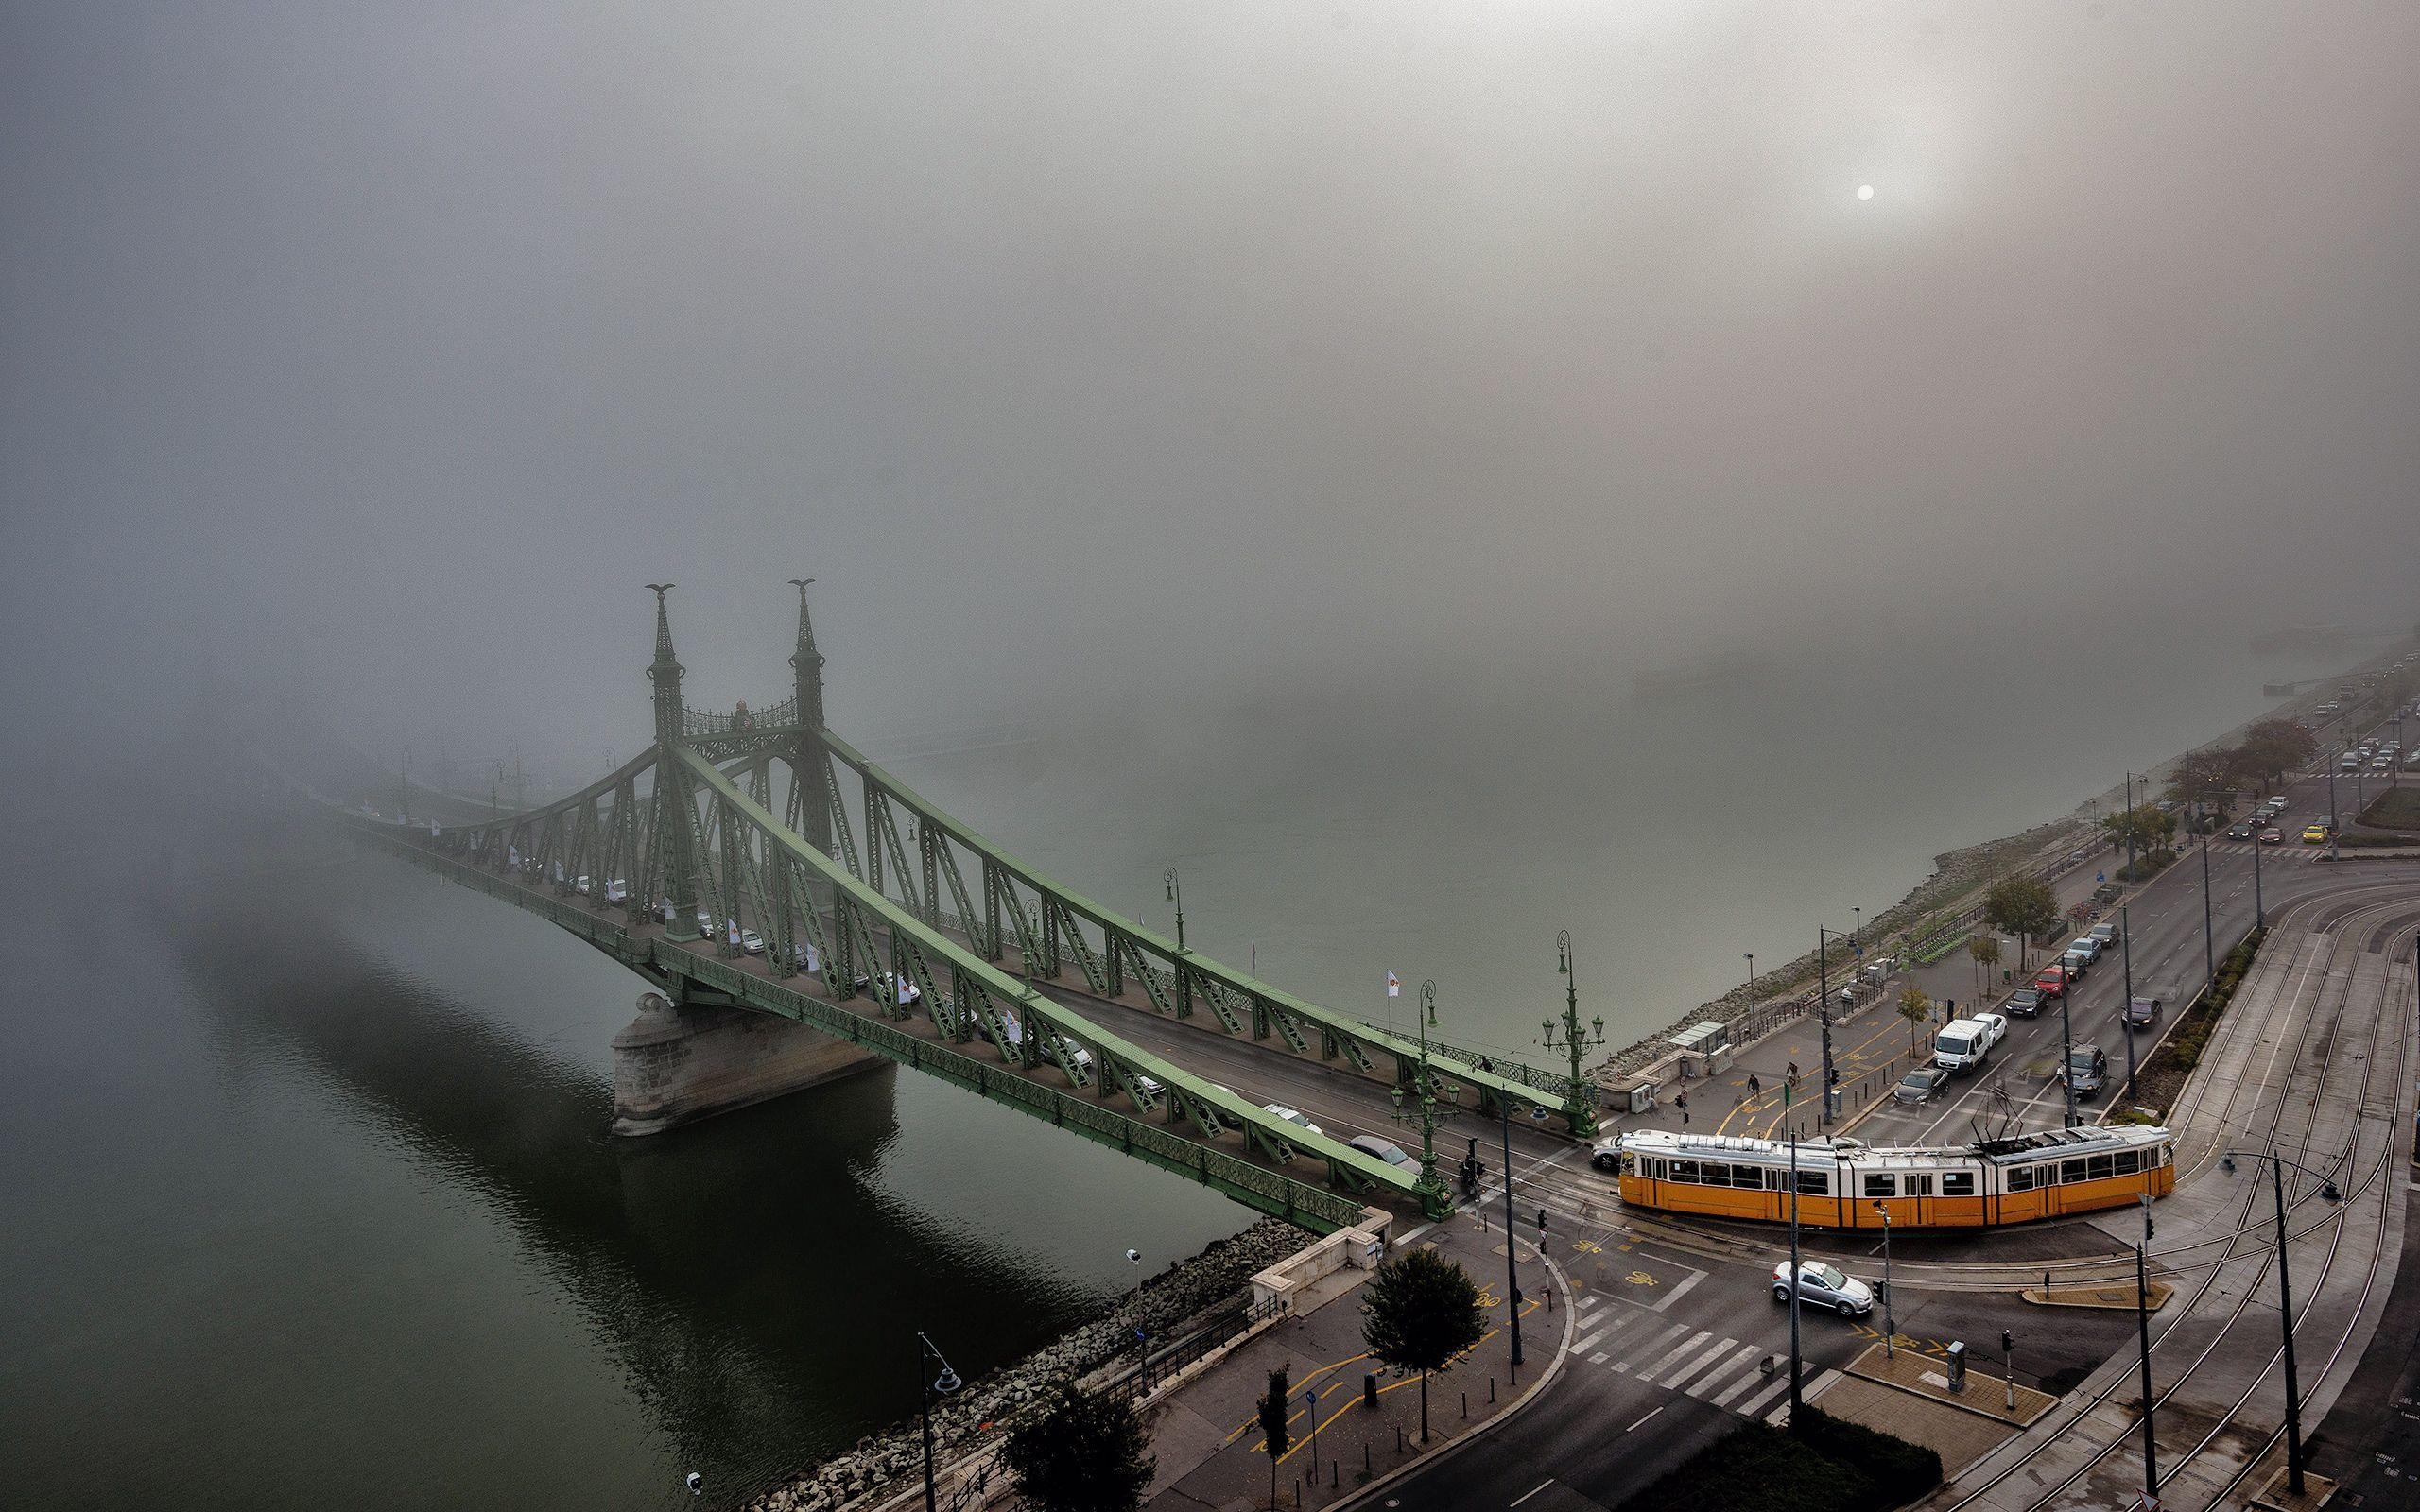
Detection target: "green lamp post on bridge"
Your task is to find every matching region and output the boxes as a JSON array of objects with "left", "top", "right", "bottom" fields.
[
  {"left": 1165, "top": 867, "right": 1185, "bottom": 952},
  {"left": 1543, "top": 930, "right": 1606, "bottom": 1139},
  {"left": 1389, "top": 981, "right": 1451, "bottom": 1219}
]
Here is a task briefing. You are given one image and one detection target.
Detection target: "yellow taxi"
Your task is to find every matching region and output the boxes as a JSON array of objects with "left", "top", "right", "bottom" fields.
[{"left": 2302, "top": 822, "right": 2331, "bottom": 844}]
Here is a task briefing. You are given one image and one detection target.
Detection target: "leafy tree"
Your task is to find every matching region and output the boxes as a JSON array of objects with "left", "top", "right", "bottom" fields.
[
  {"left": 1001, "top": 1380, "right": 1155, "bottom": 1512},
  {"left": 1896, "top": 985, "right": 1931, "bottom": 1059},
  {"left": 2238, "top": 719, "right": 2317, "bottom": 785},
  {"left": 2164, "top": 748, "right": 2239, "bottom": 819},
  {"left": 1360, "top": 1246, "right": 1488, "bottom": 1444},
  {"left": 2100, "top": 803, "right": 2174, "bottom": 859},
  {"left": 1982, "top": 876, "right": 2060, "bottom": 968},
  {"left": 1256, "top": 1366, "right": 1290, "bottom": 1508},
  {"left": 1966, "top": 934, "right": 2000, "bottom": 997}
]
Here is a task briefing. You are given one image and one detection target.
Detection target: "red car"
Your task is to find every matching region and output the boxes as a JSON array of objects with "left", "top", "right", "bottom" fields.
[{"left": 2034, "top": 965, "right": 2071, "bottom": 999}]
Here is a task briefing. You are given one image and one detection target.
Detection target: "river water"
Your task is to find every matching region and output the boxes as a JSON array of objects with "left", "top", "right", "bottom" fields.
[{"left": 0, "top": 628, "right": 2359, "bottom": 1508}]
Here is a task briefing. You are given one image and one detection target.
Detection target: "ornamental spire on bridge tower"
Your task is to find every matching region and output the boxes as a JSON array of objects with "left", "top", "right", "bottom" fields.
[
  {"left": 788, "top": 578, "right": 836, "bottom": 856},
  {"left": 644, "top": 584, "right": 703, "bottom": 936}
]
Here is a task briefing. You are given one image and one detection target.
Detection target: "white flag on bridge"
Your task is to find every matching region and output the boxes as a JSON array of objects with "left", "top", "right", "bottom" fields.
[{"left": 1386, "top": 971, "right": 1400, "bottom": 998}]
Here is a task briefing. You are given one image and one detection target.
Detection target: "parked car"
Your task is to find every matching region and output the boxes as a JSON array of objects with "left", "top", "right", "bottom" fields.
[
  {"left": 2063, "top": 1042, "right": 2109, "bottom": 1098},
  {"left": 1972, "top": 1011, "right": 2010, "bottom": 1047},
  {"left": 2123, "top": 996, "right": 2161, "bottom": 1027},
  {"left": 2086, "top": 922, "right": 2120, "bottom": 949},
  {"left": 1895, "top": 1066, "right": 1951, "bottom": 1104},
  {"left": 1261, "top": 1104, "right": 1323, "bottom": 1139},
  {"left": 1347, "top": 1135, "right": 1416, "bottom": 1168},
  {"left": 2005, "top": 988, "right": 2047, "bottom": 1018},
  {"left": 2067, "top": 936, "right": 2102, "bottom": 964},
  {"left": 1772, "top": 1260, "right": 1876, "bottom": 1318},
  {"left": 2035, "top": 965, "right": 2071, "bottom": 999},
  {"left": 2061, "top": 947, "right": 2094, "bottom": 978}
]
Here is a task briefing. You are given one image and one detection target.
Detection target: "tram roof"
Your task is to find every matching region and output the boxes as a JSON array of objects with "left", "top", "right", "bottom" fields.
[{"left": 1614, "top": 1122, "right": 2170, "bottom": 1164}]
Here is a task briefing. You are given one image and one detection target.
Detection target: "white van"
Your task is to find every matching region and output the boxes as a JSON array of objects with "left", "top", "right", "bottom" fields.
[{"left": 1934, "top": 1017, "right": 1993, "bottom": 1075}]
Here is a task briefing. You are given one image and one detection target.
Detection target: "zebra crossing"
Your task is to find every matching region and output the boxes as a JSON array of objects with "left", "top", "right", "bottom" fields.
[{"left": 1568, "top": 1292, "right": 1842, "bottom": 1424}]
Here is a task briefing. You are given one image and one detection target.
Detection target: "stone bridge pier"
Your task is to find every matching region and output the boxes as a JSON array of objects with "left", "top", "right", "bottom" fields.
[{"left": 610, "top": 991, "right": 886, "bottom": 1136}]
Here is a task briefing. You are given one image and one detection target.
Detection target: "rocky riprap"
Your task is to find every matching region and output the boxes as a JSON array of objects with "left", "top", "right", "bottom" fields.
[{"left": 740, "top": 1218, "right": 1305, "bottom": 1511}]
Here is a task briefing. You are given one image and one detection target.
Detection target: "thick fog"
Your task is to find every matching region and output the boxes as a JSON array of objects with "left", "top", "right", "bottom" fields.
[{"left": 6, "top": 1, "right": 2417, "bottom": 789}]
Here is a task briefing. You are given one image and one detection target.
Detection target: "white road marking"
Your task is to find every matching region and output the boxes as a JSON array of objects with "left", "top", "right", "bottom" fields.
[
  {"left": 1626, "top": 1406, "right": 1664, "bottom": 1434},
  {"left": 1710, "top": 1356, "right": 1774, "bottom": 1407},
  {"left": 1589, "top": 1351, "right": 1609, "bottom": 1365},
  {"left": 1575, "top": 1327, "right": 1611, "bottom": 1353},
  {"left": 1640, "top": 1329, "right": 1713, "bottom": 1380},
  {"left": 1655, "top": 1269, "right": 1705, "bottom": 1312},
  {"left": 1736, "top": 1376, "right": 1792, "bottom": 1418},
  {"left": 1510, "top": 1479, "right": 1555, "bottom": 1508},
  {"left": 1662, "top": 1334, "right": 1744, "bottom": 1390}
]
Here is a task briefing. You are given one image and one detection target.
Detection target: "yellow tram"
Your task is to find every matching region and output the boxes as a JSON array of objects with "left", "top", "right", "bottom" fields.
[{"left": 1599, "top": 1124, "right": 2174, "bottom": 1229}]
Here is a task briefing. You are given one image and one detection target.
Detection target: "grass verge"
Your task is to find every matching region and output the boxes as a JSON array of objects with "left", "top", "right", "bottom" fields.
[{"left": 1615, "top": 1407, "right": 1940, "bottom": 1512}]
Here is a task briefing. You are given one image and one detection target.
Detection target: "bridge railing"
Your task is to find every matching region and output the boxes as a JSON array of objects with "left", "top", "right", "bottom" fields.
[{"left": 666, "top": 927, "right": 1371, "bottom": 1230}]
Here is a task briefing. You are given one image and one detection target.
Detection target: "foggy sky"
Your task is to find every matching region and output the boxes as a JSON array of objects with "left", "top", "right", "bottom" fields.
[{"left": 6, "top": 2, "right": 2417, "bottom": 782}]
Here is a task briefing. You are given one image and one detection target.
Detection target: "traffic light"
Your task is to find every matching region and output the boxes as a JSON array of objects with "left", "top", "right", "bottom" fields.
[{"left": 2001, "top": 1330, "right": 2014, "bottom": 1354}]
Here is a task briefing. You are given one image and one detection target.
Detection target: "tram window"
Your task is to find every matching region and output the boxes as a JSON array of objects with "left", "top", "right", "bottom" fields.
[
  {"left": 1863, "top": 1173, "right": 1896, "bottom": 1198},
  {"left": 1670, "top": 1160, "right": 1700, "bottom": 1183},
  {"left": 1793, "top": 1169, "right": 1829, "bottom": 1195},
  {"left": 2061, "top": 1160, "right": 2089, "bottom": 1184},
  {"left": 1734, "top": 1165, "right": 1766, "bottom": 1188},
  {"left": 2088, "top": 1155, "right": 2116, "bottom": 1180},
  {"left": 1766, "top": 1169, "right": 1785, "bottom": 1191},
  {"left": 1905, "top": 1174, "right": 1935, "bottom": 1196},
  {"left": 1940, "top": 1172, "right": 1975, "bottom": 1196},
  {"left": 2114, "top": 1150, "right": 2138, "bottom": 1175},
  {"left": 2007, "top": 1166, "right": 2037, "bottom": 1193}
]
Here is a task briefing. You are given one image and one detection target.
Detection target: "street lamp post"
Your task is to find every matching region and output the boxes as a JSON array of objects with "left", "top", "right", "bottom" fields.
[
  {"left": 2252, "top": 809, "right": 2264, "bottom": 927},
  {"left": 1873, "top": 1201, "right": 1894, "bottom": 1360},
  {"left": 1164, "top": 867, "right": 1184, "bottom": 952},
  {"left": 1389, "top": 983, "right": 1448, "bottom": 1219},
  {"left": 1787, "top": 1136, "right": 1804, "bottom": 1428},
  {"left": 2200, "top": 833, "right": 2217, "bottom": 995},
  {"left": 2121, "top": 902, "right": 2139, "bottom": 1099},
  {"left": 1745, "top": 953, "right": 1754, "bottom": 989},
  {"left": 1126, "top": 1246, "right": 1146, "bottom": 1387},
  {"left": 916, "top": 1332, "right": 962, "bottom": 1512},
  {"left": 2059, "top": 954, "right": 2078, "bottom": 1129},
  {"left": 2329, "top": 759, "right": 2341, "bottom": 862},
  {"left": 1816, "top": 927, "right": 1851, "bottom": 1127},
  {"left": 2134, "top": 1195, "right": 2158, "bottom": 1512},
  {"left": 1545, "top": 931, "right": 1606, "bottom": 1139},
  {"left": 2124, "top": 771, "right": 2138, "bottom": 880}
]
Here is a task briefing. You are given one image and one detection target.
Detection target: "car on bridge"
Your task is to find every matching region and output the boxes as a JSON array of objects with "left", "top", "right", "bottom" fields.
[
  {"left": 604, "top": 879, "right": 629, "bottom": 903},
  {"left": 739, "top": 930, "right": 765, "bottom": 955},
  {"left": 1347, "top": 1135, "right": 1415, "bottom": 1168},
  {"left": 1261, "top": 1103, "right": 1323, "bottom": 1139},
  {"left": 1772, "top": 1260, "right": 1876, "bottom": 1318}
]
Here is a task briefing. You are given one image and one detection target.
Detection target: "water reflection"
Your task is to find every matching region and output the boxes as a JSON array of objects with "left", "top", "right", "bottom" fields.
[{"left": 170, "top": 892, "right": 1103, "bottom": 1503}]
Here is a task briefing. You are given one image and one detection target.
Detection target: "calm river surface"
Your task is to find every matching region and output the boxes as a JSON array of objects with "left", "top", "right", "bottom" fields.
[{"left": 0, "top": 629, "right": 2355, "bottom": 1508}]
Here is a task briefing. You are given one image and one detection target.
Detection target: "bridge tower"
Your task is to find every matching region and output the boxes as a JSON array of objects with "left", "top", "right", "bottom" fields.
[
  {"left": 645, "top": 584, "right": 704, "bottom": 939},
  {"left": 787, "top": 577, "right": 834, "bottom": 857}
]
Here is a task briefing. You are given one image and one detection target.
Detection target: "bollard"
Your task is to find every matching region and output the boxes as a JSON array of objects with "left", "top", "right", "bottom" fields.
[
  {"left": 1332, "top": 1460, "right": 1339, "bottom": 1488},
  {"left": 1461, "top": 1390, "right": 1468, "bottom": 1418},
  {"left": 1396, "top": 1425, "right": 1406, "bottom": 1453}
]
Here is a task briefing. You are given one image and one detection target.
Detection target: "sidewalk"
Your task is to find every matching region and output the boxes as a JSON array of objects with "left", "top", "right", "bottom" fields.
[{"left": 1143, "top": 1212, "right": 1568, "bottom": 1511}]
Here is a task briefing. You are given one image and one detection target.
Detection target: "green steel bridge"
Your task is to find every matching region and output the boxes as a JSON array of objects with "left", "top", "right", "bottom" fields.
[{"left": 315, "top": 586, "right": 1599, "bottom": 1233}]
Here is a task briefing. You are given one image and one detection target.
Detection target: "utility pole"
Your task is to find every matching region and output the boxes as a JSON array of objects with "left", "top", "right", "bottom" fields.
[
  {"left": 2200, "top": 834, "right": 2216, "bottom": 993},
  {"left": 2121, "top": 903, "right": 2138, "bottom": 1098},
  {"left": 1787, "top": 1135, "right": 1804, "bottom": 1429},
  {"left": 1491, "top": 986, "right": 1524, "bottom": 1373},
  {"left": 1874, "top": 1202, "right": 1894, "bottom": 1359},
  {"left": 2135, "top": 1195, "right": 2158, "bottom": 1512},
  {"left": 2059, "top": 957, "right": 2078, "bottom": 1129},
  {"left": 1817, "top": 926, "right": 1850, "bottom": 1126},
  {"left": 916, "top": 1332, "right": 961, "bottom": 1512},
  {"left": 2124, "top": 770, "right": 2137, "bottom": 879}
]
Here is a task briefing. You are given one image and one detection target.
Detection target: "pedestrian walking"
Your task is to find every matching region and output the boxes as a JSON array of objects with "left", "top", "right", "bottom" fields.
[
  {"left": 1675, "top": 1088, "right": 1689, "bottom": 1125},
  {"left": 1787, "top": 1060, "right": 1799, "bottom": 1082},
  {"left": 1748, "top": 1073, "right": 1762, "bottom": 1098}
]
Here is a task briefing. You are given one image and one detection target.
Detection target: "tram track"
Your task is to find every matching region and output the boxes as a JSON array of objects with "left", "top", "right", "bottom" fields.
[
  {"left": 1527, "top": 881, "right": 2420, "bottom": 1293},
  {"left": 1936, "top": 893, "right": 2416, "bottom": 1512}
]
